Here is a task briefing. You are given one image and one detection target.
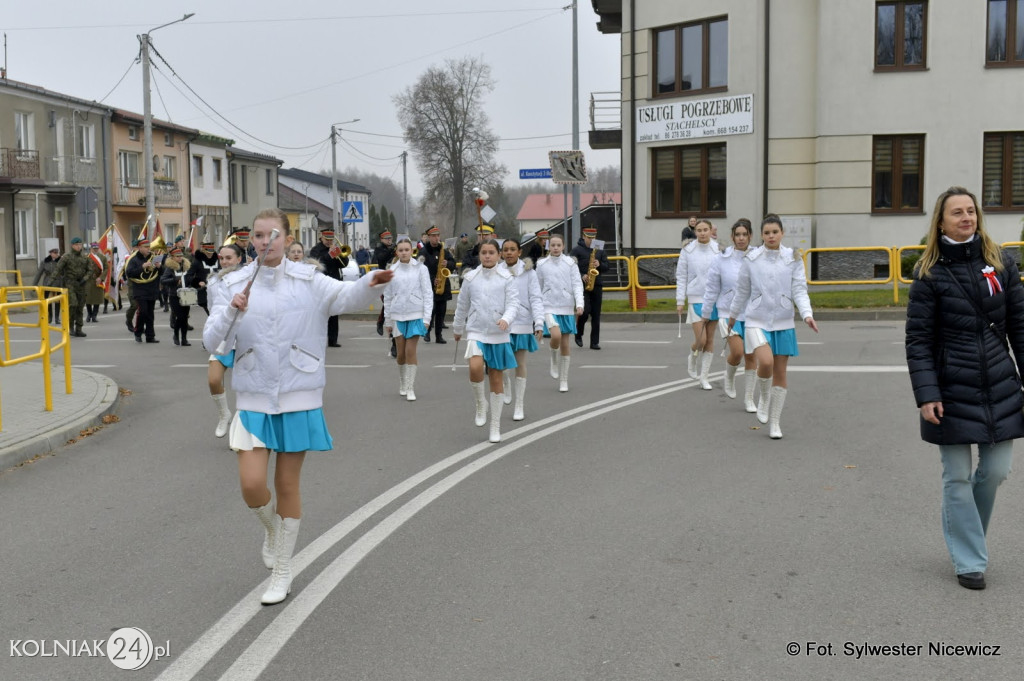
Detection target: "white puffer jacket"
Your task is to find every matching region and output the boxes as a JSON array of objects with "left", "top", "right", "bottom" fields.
[
  {"left": 203, "top": 259, "right": 386, "bottom": 414},
  {"left": 498, "top": 258, "right": 545, "bottom": 334},
  {"left": 535, "top": 253, "right": 584, "bottom": 315},
  {"left": 675, "top": 239, "right": 721, "bottom": 306},
  {"left": 383, "top": 259, "right": 432, "bottom": 326},
  {"left": 453, "top": 265, "right": 519, "bottom": 344},
  {"left": 702, "top": 246, "right": 748, "bottom": 321},
  {"left": 729, "top": 245, "right": 813, "bottom": 332}
]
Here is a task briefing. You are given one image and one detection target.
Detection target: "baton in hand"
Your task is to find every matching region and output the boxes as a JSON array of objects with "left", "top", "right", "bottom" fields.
[{"left": 214, "top": 228, "right": 279, "bottom": 354}]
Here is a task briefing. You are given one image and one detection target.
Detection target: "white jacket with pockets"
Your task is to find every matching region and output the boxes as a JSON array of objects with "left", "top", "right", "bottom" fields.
[
  {"left": 383, "top": 259, "right": 433, "bottom": 326},
  {"left": 535, "top": 254, "right": 584, "bottom": 315},
  {"left": 453, "top": 265, "right": 519, "bottom": 344},
  {"left": 203, "top": 259, "right": 385, "bottom": 414},
  {"left": 702, "top": 246, "right": 747, "bottom": 321},
  {"left": 728, "top": 245, "right": 812, "bottom": 332},
  {"left": 498, "top": 258, "right": 545, "bottom": 334},
  {"left": 675, "top": 239, "right": 721, "bottom": 306}
]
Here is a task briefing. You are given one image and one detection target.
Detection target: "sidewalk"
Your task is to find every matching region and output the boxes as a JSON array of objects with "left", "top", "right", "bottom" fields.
[{"left": 0, "top": 363, "right": 121, "bottom": 472}]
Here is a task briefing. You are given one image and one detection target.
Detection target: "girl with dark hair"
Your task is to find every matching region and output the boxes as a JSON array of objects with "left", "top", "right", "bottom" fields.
[{"left": 498, "top": 237, "right": 545, "bottom": 420}]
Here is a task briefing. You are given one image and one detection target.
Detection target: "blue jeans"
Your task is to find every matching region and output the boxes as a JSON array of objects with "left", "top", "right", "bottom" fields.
[{"left": 939, "top": 441, "right": 1014, "bottom": 574}]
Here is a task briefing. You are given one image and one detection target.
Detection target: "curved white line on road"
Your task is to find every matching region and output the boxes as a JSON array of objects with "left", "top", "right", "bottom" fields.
[
  {"left": 155, "top": 376, "right": 698, "bottom": 681},
  {"left": 217, "top": 379, "right": 697, "bottom": 681}
]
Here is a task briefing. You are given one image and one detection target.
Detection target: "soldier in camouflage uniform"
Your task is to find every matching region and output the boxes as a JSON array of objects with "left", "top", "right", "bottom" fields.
[{"left": 54, "top": 237, "right": 91, "bottom": 337}]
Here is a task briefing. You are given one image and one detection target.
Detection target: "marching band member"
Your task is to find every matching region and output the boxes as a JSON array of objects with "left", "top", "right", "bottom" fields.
[
  {"left": 383, "top": 237, "right": 433, "bottom": 402},
  {"left": 498, "top": 237, "right": 545, "bottom": 420},
  {"left": 728, "top": 214, "right": 818, "bottom": 439},
  {"left": 702, "top": 219, "right": 757, "bottom": 408},
  {"left": 675, "top": 219, "right": 721, "bottom": 389},
  {"left": 206, "top": 244, "right": 245, "bottom": 437},
  {"left": 159, "top": 245, "right": 195, "bottom": 346},
  {"left": 125, "top": 236, "right": 162, "bottom": 343},
  {"left": 420, "top": 225, "right": 453, "bottom": 344},
  {"left": 453, "top": 240, "right": 519, "bottom": 443},
  {"left": 309, "top": 228, "right": 350, "bottom": 348},
  {"left": 535, "top": 234, "right": 584, "bottom": 393},
  {"left": 203, "top": 208, "right": 393, "bottom": 605},
  {"left": 190, "top": 239, "right": 220, "bottom": 315},
  {"left": 571, "top": 226, "right": 610, "bottom": 350}
]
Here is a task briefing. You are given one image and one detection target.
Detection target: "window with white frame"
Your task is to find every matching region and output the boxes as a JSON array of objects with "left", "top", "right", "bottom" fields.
[
  {"left": 213, "top": 158, "right": 223, "bottom": 188},
  {"left": 241, "top": 165, "right": 249, "bottom": 203},
  {"left": 192, "top": 154, "right": 204, "bottom": 188},
  {"left": 128, "top": 125, "right": 138, "bottom": 141},
  {"left": 15, "top": 112, "right": 35, "bottom": 153},
  {"left": 119, "top": 151, "right": 141, "bottom": 186},
  {"left": 164, "top": 132, "right": 174, "bottom": 147},
  {"left": 76, "top": 123, "right": 95, "bottom": 159},
  {"left": 163, "top": 156, "right": 176, "bottom": 180},
  {"left": 265, "top": 168, "right": 274, "bottom": 195},
  {"left": 14, "top": 209, "right": 34, "bottom": 258}
]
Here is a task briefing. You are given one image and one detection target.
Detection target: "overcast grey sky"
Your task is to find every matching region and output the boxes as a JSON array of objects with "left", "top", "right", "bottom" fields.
[{"left": 2, "top": 0, "right": 621, "bottom": 197}]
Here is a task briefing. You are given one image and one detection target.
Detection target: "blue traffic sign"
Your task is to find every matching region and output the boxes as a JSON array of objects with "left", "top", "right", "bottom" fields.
[
  {"left": 342, "top": 201, "right": 364, "bottom": 223},
  {"left": 519, "top": 168, "right": 552, "bottom": 180}
]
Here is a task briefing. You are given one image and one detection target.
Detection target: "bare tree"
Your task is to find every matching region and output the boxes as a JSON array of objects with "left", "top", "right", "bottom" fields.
[{"left": 394, "top": 57, "right": 507, "bottom": 237}]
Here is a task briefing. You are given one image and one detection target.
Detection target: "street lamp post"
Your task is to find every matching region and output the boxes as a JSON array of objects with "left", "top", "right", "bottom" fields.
[
  {"left": 330, "top": 119, "right": 360, "bottom": 244},
  {"left": 140, "top": 13, "right": 194, "bottom": 230}
]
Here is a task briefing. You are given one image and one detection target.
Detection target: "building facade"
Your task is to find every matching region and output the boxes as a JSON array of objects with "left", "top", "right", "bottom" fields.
[
  {"left": 278, "top": 167, "right": 371, "bottom": 249},
  {"left": 189, "top": 134, "right": 232, "bottom": 245},
  {"left": 592, "top": 0, "right": 1024, "bottom": 258},
  {"left": 0, "top": 79, "right": 111, "bottom": 284},
  {"left": 227, "top": 146, "right": 283, "bottom": 235}
]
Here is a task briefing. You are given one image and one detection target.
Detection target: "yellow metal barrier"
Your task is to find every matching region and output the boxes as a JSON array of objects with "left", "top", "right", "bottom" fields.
[
  {"left": 604, "top": 255, "right": 632, "bottom": 293},
  {"left": 799, "top": 246, "right": 900, "bottom": 304},
  {"left": 0, "top": 270, "right": 25, "bottom": 302},
  {"left": 0, "top": 286, "right": 72, "bottom": 430}
]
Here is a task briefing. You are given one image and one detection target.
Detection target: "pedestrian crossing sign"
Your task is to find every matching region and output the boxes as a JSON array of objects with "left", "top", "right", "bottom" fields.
[{"left": 342, "top": 201, "right": 364, "bottom": 223}]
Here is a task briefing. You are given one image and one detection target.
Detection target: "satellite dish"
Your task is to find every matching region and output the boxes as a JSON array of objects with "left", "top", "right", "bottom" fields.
[{"left": 153, "top": 155, "right": 161, "bottom": 172}]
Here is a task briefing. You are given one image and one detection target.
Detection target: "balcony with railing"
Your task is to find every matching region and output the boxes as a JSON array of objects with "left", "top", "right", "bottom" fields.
[
  {"left": 44, "top": 156, "right": 101, "bottom": 187},
  {"left": 589, "top": 92, "right": 622, "bottom": 150},
  {"left": 0, "top": 149, "right": 43, "bottom": 185},
  {"left": 114, "top": 176, "right": 182, "bottom": 207}
]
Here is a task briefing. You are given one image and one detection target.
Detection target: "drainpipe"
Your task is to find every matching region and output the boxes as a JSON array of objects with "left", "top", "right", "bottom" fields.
[
  {"left": 761, "top": 0, "right": 771, "bottom": 219},
  {"left": 629, "top": 0, "right": 637, "bottom": 258}
]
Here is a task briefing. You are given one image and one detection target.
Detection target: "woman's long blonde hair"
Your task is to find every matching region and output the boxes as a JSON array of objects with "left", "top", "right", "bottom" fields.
[{"left": 915, "top": 186, "right": 1001, "bottom": 278}]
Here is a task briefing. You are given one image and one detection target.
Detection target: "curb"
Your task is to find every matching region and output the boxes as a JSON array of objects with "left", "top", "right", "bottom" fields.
[{"left": 0, "top": 370, "right": 122, "bottom": 472}]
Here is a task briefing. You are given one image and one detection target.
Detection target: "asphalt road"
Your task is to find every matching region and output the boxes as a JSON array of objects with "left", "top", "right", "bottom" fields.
[{"left": 2, "top": 308, "right": 1023, "bottom": 681}]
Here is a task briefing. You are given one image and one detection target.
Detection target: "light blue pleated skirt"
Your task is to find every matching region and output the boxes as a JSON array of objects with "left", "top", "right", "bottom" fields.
[
  {"left": 237, "top": 408, "right": 333, "bottom": 452},
  {"left": 395, "top": 319, "right": 428, "bottom": 339},
  {"left": 744, "top": 327, "right": 799, "bottom": 356},
  {"left": 509, "top": 333, "right": 538, "bottom": 352},
  {"left": 214, "top": 349, "right": 235, "bottom": 368},
  {"left": 543, "top": 314, "right": 577, "bottom": 336},
  {"left": 465, "top": 340, "right": 518, "bottom": 370}
]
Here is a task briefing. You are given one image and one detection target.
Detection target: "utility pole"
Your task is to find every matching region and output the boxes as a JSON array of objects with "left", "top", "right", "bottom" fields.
[
  {"left": 330, "top": 119, "right": 359, "bottom": 244},
  {"left": 571, "top": 0, "right": 581, "bottom": 247},
  {"left": 402, "top": 151, "right": 408, "bottom": 233},
  {"left": 140, "top": 13, "right": 193, "bottom": 229}
]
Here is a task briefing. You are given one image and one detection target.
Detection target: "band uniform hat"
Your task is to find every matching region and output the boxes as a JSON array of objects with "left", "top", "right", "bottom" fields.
[
  {"left": 71, "top": 237, "right": 83, "bottom": 245},
  {"left": 426, "top": 225, "right": 441, "bottom": 236},
  {"left": 380, "top": 230, "right": 393, "bottom": 239},
  {"left": 136, "top": 236, "right": 151, "bottom": 247},
  {"left": 90, "top": 242, "right": 100, "bottom": 248},
  {"left": 536, "top": 229, "right": 550, "bottom": 238},
  {"left": 234, "top": 228, "right": 250, "bottom": 239},
  {"left": 320, "top": 228, "right": 335, "bottom": 238},
  {"left": 475, "top": 224, "right": 495, "bottom": 234},
  {"left": 582, "top": 227, "right": 598, "bottom": 237},
  {"left": 169, "top": 246, "right": 183, "bottom": 256}
]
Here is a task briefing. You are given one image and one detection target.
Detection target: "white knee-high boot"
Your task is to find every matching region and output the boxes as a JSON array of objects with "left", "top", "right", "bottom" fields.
[
  {"left": 549, "top": 348, "right": 559, "bottom": 379},
  {"left": 769, "top": 386, "right": 787, "bottom": 439},
  {"left": 398, "top": 364, "right": 407, "bottom": 396},
  {"left": 513, "top": 376, "right": 527, "bottom": 421},
  {"left": 251, "top": 502, "right": 279, "bottom": 570},
  {"left": 699, "top": 352, "right": 714, "bottom": 390},
  {"left": 489, "top": 392, "right": 503, "bottom": 443},
  {"left": 756, "top": 377, "right": 771, "bottom": 424},
  {"left": 261, "top": 516, "right": 300, "bottom": 605},
  {"left": 558, "top": 355, "right": 571, "bottom": 393},
  {"left": 406, "top": 365, "right": 417, "bottom": 401},
  {"left": 687, "top": 348, "right": 700, "bottom": 378},
  {"left": 724, "top": 363, "right": 739, "bottom": 398},
  {"left": 212, "top": 393, "right": 232, "bottom": 438},
  {"left": 743, "top": 374, "right": 757, "bottom": 412},
  {"left": 502, "top": 370, "right": 512, "bottom": 404},
  {"left": 471, "top": 381, "right": 487, "bottom": 427}
]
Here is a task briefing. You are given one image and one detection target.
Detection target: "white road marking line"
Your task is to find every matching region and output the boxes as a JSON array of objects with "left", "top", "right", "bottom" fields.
[
  {"left": 789, "top": 365, "right": 907, "bottom": 372},
  {"left": 797, "top": 341, "right": 824, "bottom": 345},
  {"left": 216, "top": 378, "right": 701, "bottom": 681},
  {"left": 168, "top": 364, "right": 371, "bottom": 369},
  {"left": 72, "top": 365, "right": 116, "bottom": 368},
  {"left": 580, "top": 365, "right": 669, "bottom": 369},
  {"left": 154, "top": 377, "right": 702, "bottom": 681},
  {"left": 603, "top": 340, "right": 673, "bottom": 344}
]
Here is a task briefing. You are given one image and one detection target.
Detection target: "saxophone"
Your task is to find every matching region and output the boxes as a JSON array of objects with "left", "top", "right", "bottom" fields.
[
  {"left": 434, "top": 245, "right": 450, "bottom": 295},
  {"left": 584, "top": 247, "right": 599, "bottom": 292}
]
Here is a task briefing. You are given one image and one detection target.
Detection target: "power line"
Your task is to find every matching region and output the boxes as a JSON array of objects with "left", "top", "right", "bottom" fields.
[{"left": 95, "top": 56, "right": 138, "bottom": 105}]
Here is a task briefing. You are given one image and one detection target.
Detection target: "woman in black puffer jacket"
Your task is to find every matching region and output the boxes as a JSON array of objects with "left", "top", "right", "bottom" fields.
[{"left": 906, "top": 186, "right": 1024, "bottom": 591}]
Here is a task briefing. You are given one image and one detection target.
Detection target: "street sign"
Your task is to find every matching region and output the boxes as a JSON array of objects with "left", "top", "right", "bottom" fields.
[
  {"left": 342, "top": 201, "right": 364, "bottom": 223},
  {"left": 519, "top": 168, "right": 552, "bottom": 180},
  {"left": 548, "top": 150, "right": 588, "bottom": 185}
]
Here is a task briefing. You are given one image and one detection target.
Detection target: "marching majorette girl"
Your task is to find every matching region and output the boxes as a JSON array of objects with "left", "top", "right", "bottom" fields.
[
  {"left": 535, "top": 234, "right": 584, "bottom": 393},
  {"left": 676, "top": 219, "right": 722, "bottom": 389},
  {"left": 702, "top": 219, "right": 757, "bottom": 409},
  {"left": 452, "top": 240, "right": 519, "bottom": 443},
  {"left": 203, "top": 208, "right": 393, "bottom": 605},
  {"left": 728, "top": 214, "right": 818, "bottom": 439},
  {"left": 383, "top": 237, "right": 433, "bottom": 402},
  {"left": 498, "top": 237, "right": 545, "bottom": 421},
  {"left": 206, "top": 243, "right": 245, "bottom": 437}
]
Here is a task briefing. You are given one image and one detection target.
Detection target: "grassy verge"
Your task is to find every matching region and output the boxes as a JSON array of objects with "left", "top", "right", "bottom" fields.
[{"left": 603, "top": 288, "right": 909, "bottom": 313}]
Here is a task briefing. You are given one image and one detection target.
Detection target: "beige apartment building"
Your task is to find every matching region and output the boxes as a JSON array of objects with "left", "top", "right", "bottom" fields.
[{"left": 591, "top": 0, "right": 1024, "bottom": 260}]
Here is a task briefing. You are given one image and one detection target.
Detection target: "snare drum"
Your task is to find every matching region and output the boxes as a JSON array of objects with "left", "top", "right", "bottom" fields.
[{"left": 177, "top": 287, "right": 198, "bottom": 306}]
